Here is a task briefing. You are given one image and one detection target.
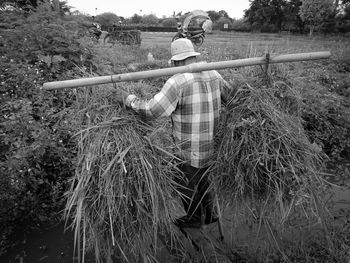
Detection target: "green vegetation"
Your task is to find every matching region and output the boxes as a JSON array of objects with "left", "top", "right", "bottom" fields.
[
  {"left": 0, "top": 0, "right": 95, "bottom": 255},
  {"left": 244, "top": 0, "right": 350, "bottom": 34},
  {"left": 0, "top": 1, "right": 349, "bottom": 262}
]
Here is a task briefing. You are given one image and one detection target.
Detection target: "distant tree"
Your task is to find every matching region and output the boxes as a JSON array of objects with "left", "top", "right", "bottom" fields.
[
  {"left": 320, "top": 0, "right": 347, "bottom": 33},
  {"left": 207, "top": 10, "right": 221, "bottom": 22},
  {"left": 231, "top": 18, "right": 251, "bottom": 32},
  {"left": 95, "top": 12, "right": 120, "bottom": 27},
  {"left": 207, "top": 10, "right": 232, "bottom": 22},
  {"left": 299, "top": 0, "right": 333, "bottom": 36},
  {"left": 284, "top": 0, "right": 304, "bottom": 32},
  {"left": 336, "top": 4, "right": 350, "bottom": 32},
  {"left": 331, "top": 0, "right": 350, "bottom": 15},
  {"left": 218, "top": 10, "right": 229, "bottom": 18},
  {"left": 130, "top": 13, "right": 142, "bottom": 24},
  {"left": 244, "top": 0, "right": 271, "bottom": 29},
  {"left": 244, "top": 0, "right": 287, "bottom": 31},
  {"left": 161, "top": 17, "right": 177, "bottom": 27},
  {"left": 141, "top": 14, "right": 159, "bottom": 25},
  {"left": 269, "top": 0, "right": 286, "bottom": 31}
]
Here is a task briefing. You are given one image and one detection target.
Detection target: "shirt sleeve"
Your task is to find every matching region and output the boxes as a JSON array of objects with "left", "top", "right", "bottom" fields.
[{"left": 126, "top": 78, "right": 180, "bottom": 118}]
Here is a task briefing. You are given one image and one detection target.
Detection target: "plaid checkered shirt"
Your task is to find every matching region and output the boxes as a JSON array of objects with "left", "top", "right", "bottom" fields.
[{"left": 126, "top": 69, "right": 229, "bottom": 168}]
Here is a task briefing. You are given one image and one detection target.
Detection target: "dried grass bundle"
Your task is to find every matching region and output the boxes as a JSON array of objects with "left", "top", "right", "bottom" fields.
[
  {"left": 64, "top": 85, "right": 182, "bottom": 263},
  {"left": 214, "top": 80, "right": 325, "bottom": 204}
]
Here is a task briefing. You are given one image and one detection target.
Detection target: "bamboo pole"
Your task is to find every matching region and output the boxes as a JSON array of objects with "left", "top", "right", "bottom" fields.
[{"left": 42, "top": 51, "right": 331, "bottom": 90}]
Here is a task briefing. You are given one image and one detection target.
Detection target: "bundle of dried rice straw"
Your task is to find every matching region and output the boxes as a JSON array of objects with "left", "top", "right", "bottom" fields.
[
  {"left": 65, "top": 84, "right": 184, "bottom": 263},
  {"left": 212, "top": 79, "right": 325, "bottom": 206}
]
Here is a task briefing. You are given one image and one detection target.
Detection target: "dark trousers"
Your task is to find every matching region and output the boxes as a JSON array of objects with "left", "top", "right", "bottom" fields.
[{"left": 177, "top": 164, "right": 214, "bottom": 222}]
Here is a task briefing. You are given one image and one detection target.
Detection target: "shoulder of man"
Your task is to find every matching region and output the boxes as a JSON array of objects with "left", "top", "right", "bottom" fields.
[
  {"left": 198, "top": 69, "right": 224, "bottom": 82},
  {"left": 209, "top": 69, "right": 222, "bottom": 78},
  {"left": 195, "top": 62, "right": 223, "bottom": 78},
  {"left": 169, "top": 72, "right": 196, "bottom": 85}
]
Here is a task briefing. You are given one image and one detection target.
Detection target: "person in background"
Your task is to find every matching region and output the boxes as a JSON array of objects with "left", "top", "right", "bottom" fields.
[
  {"left": 177, "top": 21, "right": 182, "bottom": 31},
  {"left": 202, "top": 19, "right": 213, "bottom": 33},
  {"left": 89, "top": 22, "right": 102, "bottom": 40},
  {"left": 115, "top": 38, "right": 232, "bottom": 228}
]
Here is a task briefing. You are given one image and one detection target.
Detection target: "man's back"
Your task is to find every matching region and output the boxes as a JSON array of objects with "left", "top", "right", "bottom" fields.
[
  {"left": 170, "top": 70, "right": 223, "bottom": 167},
  {"left": 119, "top": 38, "right": 228, "bottom": 228},
  {"left": 126, "top": 69, "right": 226, "bottom": 167}
]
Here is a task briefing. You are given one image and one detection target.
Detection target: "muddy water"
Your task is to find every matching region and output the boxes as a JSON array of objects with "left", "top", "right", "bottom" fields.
[{"left": 1, "top": 163, "right": 349, "bottom": 262}]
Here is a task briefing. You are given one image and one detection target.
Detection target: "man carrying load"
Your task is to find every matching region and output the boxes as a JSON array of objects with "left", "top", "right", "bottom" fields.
[{"left": 115, "top": 38, "right": 232, "bottom": 228}]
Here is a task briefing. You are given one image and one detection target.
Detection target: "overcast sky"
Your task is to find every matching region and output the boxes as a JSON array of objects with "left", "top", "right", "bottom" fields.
[{"left": 66, "top": 0, "right": 250, "bottom": 19}]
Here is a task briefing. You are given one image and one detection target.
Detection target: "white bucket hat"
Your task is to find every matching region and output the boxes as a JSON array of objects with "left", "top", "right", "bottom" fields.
[{"left": 170, "top": 38, "right": 200, "bottom": 61}]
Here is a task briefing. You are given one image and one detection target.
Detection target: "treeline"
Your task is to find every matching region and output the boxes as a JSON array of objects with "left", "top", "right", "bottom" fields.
[
  {"left": 244, "top": 0, "right": 350, "bottom": 35},
  {"left": 94, "top": 11, "right": 236, "bottom": 32},
  {"left": 82, "top": 0, "right": 350, "bottom": 35}
]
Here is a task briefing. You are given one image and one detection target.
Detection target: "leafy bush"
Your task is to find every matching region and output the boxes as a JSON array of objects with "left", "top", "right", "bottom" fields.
[
  {"left": 161, "top": 17, "right": 177, "bottom": 28},
  {"left": 0, "top": 2, "right": 96, "bottom": 255},
  {"left": 231, "top": 19, "right": 251, "bottom": 32},
  {"left": 290, "top": 59, "right": 350, "bottom": 161},
  {"left": 301, "top": 82, "right": 350, "bottom": 160},
  {"left": 141, "top": 14, "right": 159, "bottom": 25},
  {"left": 96, "top": 12, "right": 120, "bottom": 27}
]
